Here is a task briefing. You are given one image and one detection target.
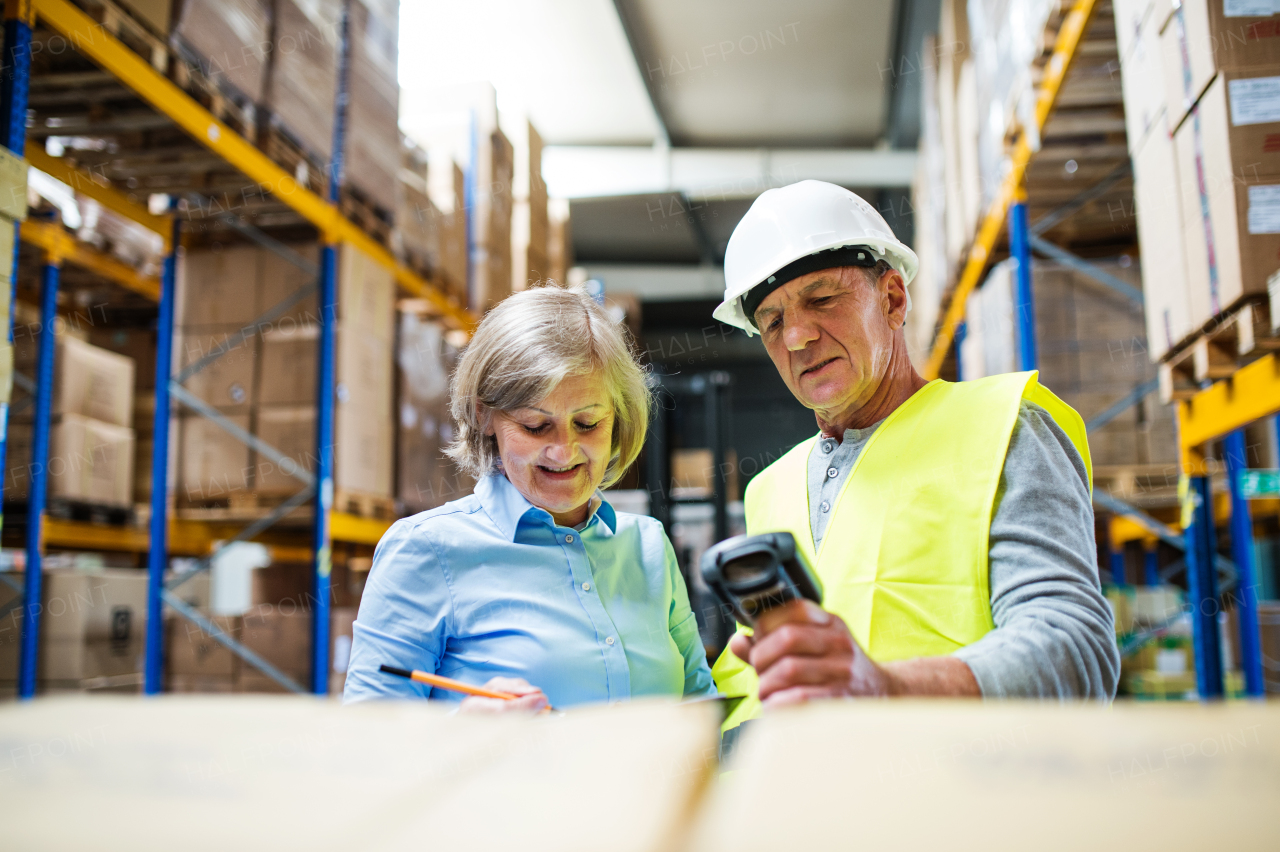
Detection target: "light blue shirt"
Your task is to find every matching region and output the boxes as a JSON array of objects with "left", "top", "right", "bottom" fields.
[{"left": 344, "top": 472, "right": 716, "bottom": 708}]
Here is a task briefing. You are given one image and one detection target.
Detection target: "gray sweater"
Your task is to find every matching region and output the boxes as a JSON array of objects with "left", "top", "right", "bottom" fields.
[{"left": 806, "top": 400, "right": 1119, "bottom": 700}]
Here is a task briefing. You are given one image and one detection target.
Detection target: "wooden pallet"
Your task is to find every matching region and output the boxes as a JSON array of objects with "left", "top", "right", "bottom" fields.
[
  {"left": 261, "top": 122, "right": 328, "bottom": 196},
  {"left": 1158, "top": 297, "right": 1280, "bottom": 403},
  {"left": 334, "top": 488, "right": 396, "bottom": 521},
  {"left": 73, "top": 0, "right": 168, "bottom": 72},
  {"left": 170, "top": 57, "right": 258, "bottom": 144},
  {"left": 46, "top": 496, "right": 134, "bottom": 526},
  {"left": 340, "top": 185, "right": 395, "bottom": 247}
]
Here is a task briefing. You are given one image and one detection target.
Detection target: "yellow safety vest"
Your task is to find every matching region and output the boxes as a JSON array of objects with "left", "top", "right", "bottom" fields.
[{"left": 712, "top": 372, "right": 1090, "bottom": 731}]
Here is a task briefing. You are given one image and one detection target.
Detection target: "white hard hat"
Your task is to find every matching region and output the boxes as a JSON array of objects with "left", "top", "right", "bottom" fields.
[{"left": 714, "top": 180, "right": 919, "bottom": 336}]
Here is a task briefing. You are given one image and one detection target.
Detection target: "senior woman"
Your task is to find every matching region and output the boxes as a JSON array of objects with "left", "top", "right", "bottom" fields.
[{"left": 344, "top": 284, "right": 716, "bottom": 711}]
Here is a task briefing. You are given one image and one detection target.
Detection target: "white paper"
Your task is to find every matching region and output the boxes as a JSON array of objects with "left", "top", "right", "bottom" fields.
[
  {"left": 1228, "top": 76, "right": 1280, "bottom": 126},
  {"left": 1223, "top": 0, "right": 1280, "bottom": 16},
  {"left": 1248, "top": 185, "right": 1280, "bottom": 234}
]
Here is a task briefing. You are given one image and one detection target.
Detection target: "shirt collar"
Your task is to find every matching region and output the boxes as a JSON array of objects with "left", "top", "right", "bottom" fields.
[{"left": 475, "top": 473, "right": 617, "bottom": 540}]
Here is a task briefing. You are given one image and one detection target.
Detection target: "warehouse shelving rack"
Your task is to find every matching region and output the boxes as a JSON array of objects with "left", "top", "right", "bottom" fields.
[
  {"left": 921, "top": 0, "right": 1268, "bottom": 699},
  {"left": 1, "top": 0, "right": 478, "bottom": 698}
]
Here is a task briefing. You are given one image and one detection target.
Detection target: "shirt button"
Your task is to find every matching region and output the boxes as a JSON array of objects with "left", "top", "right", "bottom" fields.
[
  {"left": 820, "top": 501, "right": 830, "bottom": 513},
  {"left": 582, "top": 582, "right": 591, "bottom": 591},
  {"left": 822, "top": 441, "right": 834, "bottom": 454},
  {"left": 565, "top": 534, "right": 574, "bottom": 543},
  {"left": 827, "top": 467, "right": 839, "bottom": 478},
  {"left": 605, "top": 636, "right": 615, "bottom": 646}
]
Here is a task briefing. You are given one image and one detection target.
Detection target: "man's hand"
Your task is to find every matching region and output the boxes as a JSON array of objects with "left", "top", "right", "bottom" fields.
[
  {"left": 729, "top": 600, "right": 890, "bottom": 705},
  {"left": 457, "top": 677, "right": 550, "bottom": 714},
  {"left": 728, "top": 600, "right": 980, "bottom": 703}
]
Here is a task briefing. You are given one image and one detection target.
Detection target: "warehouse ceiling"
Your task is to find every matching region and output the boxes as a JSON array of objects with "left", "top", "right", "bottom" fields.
[
  {"left": 613, "top": 0, "right": 895, "bottom": 148},
  {"left": 399, "top": 0, "right": 938, "bottom": 272}
]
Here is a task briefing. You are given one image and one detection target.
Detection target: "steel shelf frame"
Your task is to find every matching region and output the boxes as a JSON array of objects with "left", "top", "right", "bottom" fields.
[
  {"left": 1175, "top": 355, "right": 1280, "bottom": 699},
  {"left": 2, "top": 0, "right": 421, "bottom": 696},
  {"left": 923, "top": 0, "right": 1099, "bottom": 380}
]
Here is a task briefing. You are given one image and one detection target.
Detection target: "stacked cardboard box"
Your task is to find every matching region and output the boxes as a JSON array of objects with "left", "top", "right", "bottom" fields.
[
  {"left": 165, "top": 564, "right": 357, "bottom": 694},
  {"left": 1119, "top": 0, "right": 1280, "bottom": 354},
  {"left": 9, "top": 335, "right": 136, "bottom": 508},
  {"left": 0, "top": 145, "right": 25, "bottom": 470},
  {"left": 345, "top": 0, "right": 401, "bottom": 214},
  {"left": 171, "top": 0, "right": 273, "bottom": 104},
  {"left": 472, "top": 128, "right": 515, "bottom": 313},
  {"left": 173, "top": 245, "right": 268, "bottom": 505},
  {"left": 547, "top": 198, "right": 573, "bottom": 286},
  {"left": 264, "top": 0, "right": 342, "bottom": 161},
  {"left": 0, "top": 569, "right": 149, "bottom": 690},
  {"left": 174, "top": 242, "right": 393, "bottom": 506},
  {"left": 253, "top": 241, "right": 396, "bottom": 500},
  {"left": 430, "top": 159, "right": 470, "bottom": 304},
  {"left": 396, "top": 310, "right": 472, "bottom": 513},
  {"left": 962, "top": 259, "right": 1177, "bottom": 469},
  {"left": 510, "top": 120, "right": 550, "bottom": 292}
]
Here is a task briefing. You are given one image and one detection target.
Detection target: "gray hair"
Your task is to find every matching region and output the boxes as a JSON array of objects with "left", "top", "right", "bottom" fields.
[{"left": 445, "top": 283, "right": 650, "bottom": 488}]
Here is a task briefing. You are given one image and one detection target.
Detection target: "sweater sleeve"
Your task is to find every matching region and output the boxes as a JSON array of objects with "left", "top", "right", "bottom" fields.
[{"left": 952, "top": 401, "right": 1121, "bottom": 700}]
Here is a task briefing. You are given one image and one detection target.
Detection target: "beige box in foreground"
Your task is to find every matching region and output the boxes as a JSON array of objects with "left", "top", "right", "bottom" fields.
[{"left": 691, "top": 702, "right": 1280, "bottom": 851}]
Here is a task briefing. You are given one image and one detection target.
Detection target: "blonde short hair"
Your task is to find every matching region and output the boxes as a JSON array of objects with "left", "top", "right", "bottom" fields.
[{"left": 445, "top": 284, "right": 650, "bottom": 488}]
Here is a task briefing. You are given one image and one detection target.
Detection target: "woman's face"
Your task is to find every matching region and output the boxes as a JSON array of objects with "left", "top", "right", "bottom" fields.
[{"left": 488, "top": 372, "right": 615, "bottom": 527}]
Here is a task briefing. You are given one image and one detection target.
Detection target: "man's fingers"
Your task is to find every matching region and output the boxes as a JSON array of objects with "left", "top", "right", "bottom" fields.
[
  {"left": 728, "top": 631, "right": 756, "bottom": 661},
  {"left": 748, "top": 621, "right": 853, "bottom": 674},
  {"left": 754, "top": 599, "right": 829, "bottom": 635},
  {"left": 761, "top": 684, "right": 847, "bottom": 708},
  {"left": 756, "top": 654, "right": 857, "bottom": 700},
  {"left": 482, "top": 676, "right": 543, "bottom": 697}
]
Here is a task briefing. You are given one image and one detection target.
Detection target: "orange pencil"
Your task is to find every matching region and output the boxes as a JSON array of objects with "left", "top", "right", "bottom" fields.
[{"left": 379, "top": 664, "right": 519, "bottom": 700}]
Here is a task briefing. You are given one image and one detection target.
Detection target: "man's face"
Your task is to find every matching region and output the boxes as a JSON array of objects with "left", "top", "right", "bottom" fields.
[{"left": 753, "top": 266, "right": 906, "bottom": 417}]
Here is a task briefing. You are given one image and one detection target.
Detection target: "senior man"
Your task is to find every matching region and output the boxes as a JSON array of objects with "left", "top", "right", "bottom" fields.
[{"left": 710, "top": 180, "right": 1119, "bottom": 733}]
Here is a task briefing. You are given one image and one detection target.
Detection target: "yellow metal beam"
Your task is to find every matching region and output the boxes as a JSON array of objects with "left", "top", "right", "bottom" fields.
[
  {"left": 923, "top": 0, "right": 1099, "bottom": 379},
  {"left": 25, "top": 144, "right": 171, "bottom": 243},
  {"left": 32, "top": 0, "right": 476, "bottom": 333},
  {"left": 330, "top": 511, "right": 393, "bottom": 546},
  {"left": 41, "top": 513, "right": 382, "bottom": 554},
  {"left": 20, "top": 219, "right": 162, "bottom": 299},
  {"left": 1178, "top": 353, "right": 1280, "bottom": 458}
]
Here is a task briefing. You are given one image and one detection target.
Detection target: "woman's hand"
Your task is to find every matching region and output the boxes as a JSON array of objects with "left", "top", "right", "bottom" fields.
[{"left": 457, "top": 677, "right": 550, "bottom": 714}]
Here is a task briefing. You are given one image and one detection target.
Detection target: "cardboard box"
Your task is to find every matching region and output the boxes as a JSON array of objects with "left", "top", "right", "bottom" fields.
[
  {"left": 117, "top": 0, "right": 171, "bottom": 34},
  {"left": 336, "top": 329, "right": 394, "bottom": 497},
  {"left": 397, "top": 312, "right": 471, "bottom": 511},
  {"left": 88, "top": 327, "right": 157, "bottom": 391},
  {"left": 239, "top": 608, "right": 312, "bottom": 689},
  {"left": 53, "top": 336, "right": 134, "bottom": 427},
  {"left": 174, "top": 326, "right": 257, "bottom": 411},
  {"left": 172, "top": 0, "right": 272, "bottom": 103},
  {"left": 0, "top": 143, "right": 27, "bottom": 221},
  {"left": 339, "top": 241, "right": 395, "bottom": 341},
  {"left": 257, "top": 243, "right": 320, "bottom": 325},
  {"left": 1261, "top": 601, "right": 1280, "bottom": 693},
  {"left": 49, "top": 414, "right": 135, "bottom": 508},
  {"left": 264, "top": 0, "right": 340, "bottom": 159},
  {"left": 176, "top": 245, "right": 261, "bottom": 327},
  {"left": 258, "top": 326, "right": 318, "bottom": 406},
  {"left": 1175, "top": 87, "right": 1280, "bottom": 323},
  {"left": 166, "top": 614, "right": 241, "bottom": 680},
  {"left": 178, "top": 411, "right": 252, "bottom": 503},
  {"left": 237, "top": 607, "right": 358, "bottom": 694},
  {"left": 472, "top": 128, "right": 515, "bottom": 313},
  {"left": 252, "top": 405, "right": 315, "bottom": 493},
  {"left": 1160, "top": 0, "right": 1280, "bottom": 129},
  {"left": 1118, "top": 8, "right": 1169, "bottom": 152},
  {"left": 429, "top": 160, "right": 469, "bottom": 302},
  {"left": 344, "top": 0, "right": 400, "bottom": 213},
  {"left": 1132, "top": 113, "right": 1195, "bottom": 357},
  {"left": 0, "top": 569, "right": 148, "bottom": 685}
]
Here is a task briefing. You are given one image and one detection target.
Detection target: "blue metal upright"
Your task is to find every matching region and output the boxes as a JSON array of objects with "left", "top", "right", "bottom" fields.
[
  {"left": 953, "top": 320, "right": 966, "bottom": 382},
  {"left": 1, "top": 7, "right": 33, "bottom": 681},
  {"left": 1143, "top": 546, "right": 1159, "bottom": 586},
  {"left": 311, "top": 0, "right": 351, "bottom": 694},
  {"left": 144, "top": 210, "right": 181, "bottom": 694},
  {"left": 1224, "top": 430, "right": 1264, "bottom": 697},
  {"left": 1009, "top": 198, "right": 1038, "bottom": 372},
  {"left": 1109, "top": 547, "right": 1126, "bottom": 586},
  {"left": 18, "top": 260, "right": 60, "bottom": 698},
  {"left": 1184, "top": 475, "right": 1225, "bottom": 698}
]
